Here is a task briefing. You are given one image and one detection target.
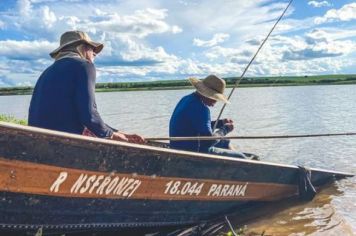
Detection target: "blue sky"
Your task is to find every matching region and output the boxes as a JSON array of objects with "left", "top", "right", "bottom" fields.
[{"left": 0, "top": 0, "right": 356, "bottom": 87}]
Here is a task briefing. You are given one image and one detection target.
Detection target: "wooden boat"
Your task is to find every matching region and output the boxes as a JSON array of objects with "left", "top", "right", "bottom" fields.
[{"left": 0, "top": 121, "right": 353, "bottom": 232}]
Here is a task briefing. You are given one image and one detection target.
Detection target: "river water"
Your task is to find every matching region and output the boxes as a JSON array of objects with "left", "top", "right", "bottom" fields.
[{"left": 0, "top": 85, "right": 355, "bottom": 235}]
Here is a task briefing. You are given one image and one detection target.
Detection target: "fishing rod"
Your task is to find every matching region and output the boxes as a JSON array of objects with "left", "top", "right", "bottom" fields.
[
  {"left": 213, "top": 0, "right": 294, "bottom": 130},
  {"left": 146, "top": 132, "right": 356, "bottom": 141}
]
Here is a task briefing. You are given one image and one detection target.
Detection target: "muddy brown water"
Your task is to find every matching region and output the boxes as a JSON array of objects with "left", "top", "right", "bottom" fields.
[{"left": 0, "top": 84, "right": 355, "bottom": 235}]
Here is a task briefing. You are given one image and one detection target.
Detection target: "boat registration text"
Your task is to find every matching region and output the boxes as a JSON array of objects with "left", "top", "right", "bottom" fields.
[{"left": 49, "top": 171, "right": 248, "bottom": 199}]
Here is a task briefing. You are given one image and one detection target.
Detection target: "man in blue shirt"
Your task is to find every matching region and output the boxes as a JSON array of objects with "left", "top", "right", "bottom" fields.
[
  {"left": 169, "top": 75, "right": 246, "bottom": 158},
  {"left": 29, "top": 30, "right": 144, "bottom": 144}
]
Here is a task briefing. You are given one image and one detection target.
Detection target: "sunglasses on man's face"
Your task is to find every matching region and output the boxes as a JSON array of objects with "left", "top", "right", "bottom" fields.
[{"left": 86, "top": 45, "right": 97, "bottom": 56}]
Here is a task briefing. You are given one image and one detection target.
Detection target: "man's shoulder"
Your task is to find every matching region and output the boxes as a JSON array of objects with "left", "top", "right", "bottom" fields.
[
  {"left": 57, "top": 57, "right": 93, "bottom": 69},
  {"left": 178, "top": 93, "right": 207, "bottom": 111},
  {"left": 188, "top": 93, "right": 207, "bottom": 108},
  {"left": 182, "top": 93, "right": 199, "bottom": 103}
]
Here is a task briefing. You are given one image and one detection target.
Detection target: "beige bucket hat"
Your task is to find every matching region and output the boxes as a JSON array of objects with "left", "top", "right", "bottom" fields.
[
  {"left": 50, "top": 30, "right": 104, "bottom": 58},
  {"left": 189, "top": 75, "right": 229, "bottom": 103}
]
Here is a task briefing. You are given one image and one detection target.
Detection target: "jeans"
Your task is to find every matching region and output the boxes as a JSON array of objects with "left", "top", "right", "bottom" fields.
[{"left": 208, "top": 139, "right": 247, "bottom": 159}]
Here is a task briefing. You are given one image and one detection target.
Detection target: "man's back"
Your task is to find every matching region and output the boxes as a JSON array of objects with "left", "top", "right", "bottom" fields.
[
  {"left": 28, "top": 57, "right": 96, "bottom": 135},
  {"left": 169, "top": 93, "right": 213, "bottom": 152}
]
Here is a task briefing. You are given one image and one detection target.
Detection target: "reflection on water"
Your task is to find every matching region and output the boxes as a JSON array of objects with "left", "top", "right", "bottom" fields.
[
  {"left": 0, "top": 85, "right": 355, "bottom": 235},
  {"left": 224, "top": 181, "right": 355, "bottom": 236},
  {"left": 166, "top": 181, "right": 355, "bottom": 236}
]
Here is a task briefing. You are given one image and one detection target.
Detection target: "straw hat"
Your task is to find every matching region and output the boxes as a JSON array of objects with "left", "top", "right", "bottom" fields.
[
  {"left": 189, "top": 75, "right": 229, "bottom": 103},
  {"left": 50, "top": 30, "right": 104, "bottom": 58}
]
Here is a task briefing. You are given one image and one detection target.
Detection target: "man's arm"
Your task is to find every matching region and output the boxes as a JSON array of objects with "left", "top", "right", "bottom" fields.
[
  {"left": 213, "top": 119, "right": 234, "bottom": 136},
  {"left": 211, "top": 119, "right": 224, "bottom": 130},
  {"left": 75, "top": 62, "right": 114, "bottom": 138},
  {"left": 75, "top": 61, "right": 145, "bottom": 144},
  {"left": 191, "top": 106, "right": 219, "bottom": 149}
]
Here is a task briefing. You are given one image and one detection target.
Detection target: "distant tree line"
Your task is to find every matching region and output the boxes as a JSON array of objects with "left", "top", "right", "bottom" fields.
[
  {"left": 1, "top": 75, "right": 356, "bottom": 95},
  {"left": 96, "top": 80, "right": 192, "bottom": 89}
]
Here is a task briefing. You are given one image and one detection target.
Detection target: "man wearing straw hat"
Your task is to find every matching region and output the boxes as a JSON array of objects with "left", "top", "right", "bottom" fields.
[
  {"left": 169, "top": 75, "right": 247, "bottom": 158},
  {"left": 28, "top": 30, "right": 145, "bottom": 144}
]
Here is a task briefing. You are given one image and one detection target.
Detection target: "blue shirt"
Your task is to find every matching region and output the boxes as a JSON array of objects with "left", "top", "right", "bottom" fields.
[
  {"left": 169, "top": 93, "right": 216, "bottom": 152},
  {"left": 28, "top": 57, "right": 114, "bottom": 138}
]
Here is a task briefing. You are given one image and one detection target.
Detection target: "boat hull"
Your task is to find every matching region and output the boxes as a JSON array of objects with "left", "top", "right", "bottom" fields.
[{"left": 0, "top": 122, "right": 352, "bottom": 231}]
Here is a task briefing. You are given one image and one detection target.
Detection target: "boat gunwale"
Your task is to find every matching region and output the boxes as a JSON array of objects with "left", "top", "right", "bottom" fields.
[{"left": 0, "top": 121, "right": 353, "bottom": 177}]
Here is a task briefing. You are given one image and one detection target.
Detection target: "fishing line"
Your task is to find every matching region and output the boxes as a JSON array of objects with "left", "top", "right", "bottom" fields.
[
  {"left": 214, "top": 0, "right": 294, "bottom": 130},
  {"left": 146, "top": 132, "right": 356, "bottom": 141}
]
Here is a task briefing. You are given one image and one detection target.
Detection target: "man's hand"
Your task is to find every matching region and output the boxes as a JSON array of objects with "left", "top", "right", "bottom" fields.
[
  {"left": 222, "top": 118, "right": 234, "bottom": 132},
  {"left": 125, "top": 134, "right": 146, "bottom": 144},
  {"left": 111, "top": 132, "right": 129, "bottom": 142},
  {"left": 110, "top": 132, "right": 146, "bottom": 144},
  {"left": 223, "top": 123, "right": 234, "bottom": 132},
  {"left": 223, "top": 118, "right": 233, "bottom": 124}
]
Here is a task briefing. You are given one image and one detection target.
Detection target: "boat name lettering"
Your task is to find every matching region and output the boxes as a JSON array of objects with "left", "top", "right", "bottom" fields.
[
  {"left": 50, "top": 171, "right": 68, "bottom": 193},
  {"left": 207, "top": 183, "right": 248, "bottom": 197},
  {"left": 50, "top": 172, "right": 141, "bottom": 198}
]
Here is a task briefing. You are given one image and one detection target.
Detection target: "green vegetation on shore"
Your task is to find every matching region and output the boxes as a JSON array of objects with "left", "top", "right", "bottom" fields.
[
  {"left": 0, "top": 114, "right": 27, "bottom": 125},
  {"left": 1, "top": 74, "right": 356, "bottom": 96}
]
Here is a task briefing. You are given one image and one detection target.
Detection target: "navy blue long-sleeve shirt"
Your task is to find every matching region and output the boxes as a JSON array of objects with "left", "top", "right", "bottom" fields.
[
  {"left": 28, "top": 57, "right": 114, "bottom": 138},
  {"left": 169, "top": 93, "right": 228, "bottom": 152}
]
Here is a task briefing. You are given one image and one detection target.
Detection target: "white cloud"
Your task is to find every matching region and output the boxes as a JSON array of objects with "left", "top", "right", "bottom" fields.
[
  {"left": 7, "top": 3, "right": 181, "bottom": 40},
  {"left": 17, "top": 0, "right": 32, "bottom": 17},
  {"left": 204, "top": 46, "right": 251, "bottom": 62},
  {"left": 59, "top": 16, "right": 80, "bottom": 29},
  {"left": 171, "top": 25, "right": 182, "bottom": 34},
  {"left": 246, "top": 38, "right": 262, "bottom": 46},
  {"left": 269, "top": 30, "right": 356, "bottom": 61},
  {"left": 193, "top": 28, "right": 356, "bottom": 78},
  {"left": 315, "top": 3, "right": 356, "bottom": 24},
  {"left": 92, "top": 33, "right": 180, "bottom": 68},
  {"left": 0, "top": 40, "right": 57, "bottom": 60},
  {"left": 120, "top": 38, "right": 177, "bottom": 62},
  {"left": 247, "top": 57, "right": 349, "bottom": 76},
  {"left": 308, "top": 1, "right": 331, "bottom": 8},
  {"left": 1, "top": 0, "right": 356, "bottom": 85},
  {"left": 313, "top": 27, "right": 356, "bottom": 41},
  {"left": 0, "top": 58, "right": 48, "bottom": 87},
  {"left": 193, "top": 33, "right": 230, "bottom": 47},
  {"left": 183, "top": 1, "right": 294, "bottom": 39},
  {"left": 0, "top": 2, "right": 186, "bottom": 84},
  {"left": 274, "top": 17, "right": 316, "bottom": 35},
  {"left": 42, "top": 6, "right": 57, "bottom": 28},
  {"left": 96, "top": 57, "right": 241, "bottom": 82},
  {"left": 87, "top": 8, "right": 182, "bottom": 38},
  {"left": 282, "top": 45, "right": 345, "bottom": 61}
]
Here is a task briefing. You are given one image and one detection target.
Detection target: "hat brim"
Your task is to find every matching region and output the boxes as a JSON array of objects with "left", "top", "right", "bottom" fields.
[
  {"left": 49, "top": 39, "right": 104, "bottom": 58},
  {"left": 189, "top": 77, "right": 230, "bottom": 104}
]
